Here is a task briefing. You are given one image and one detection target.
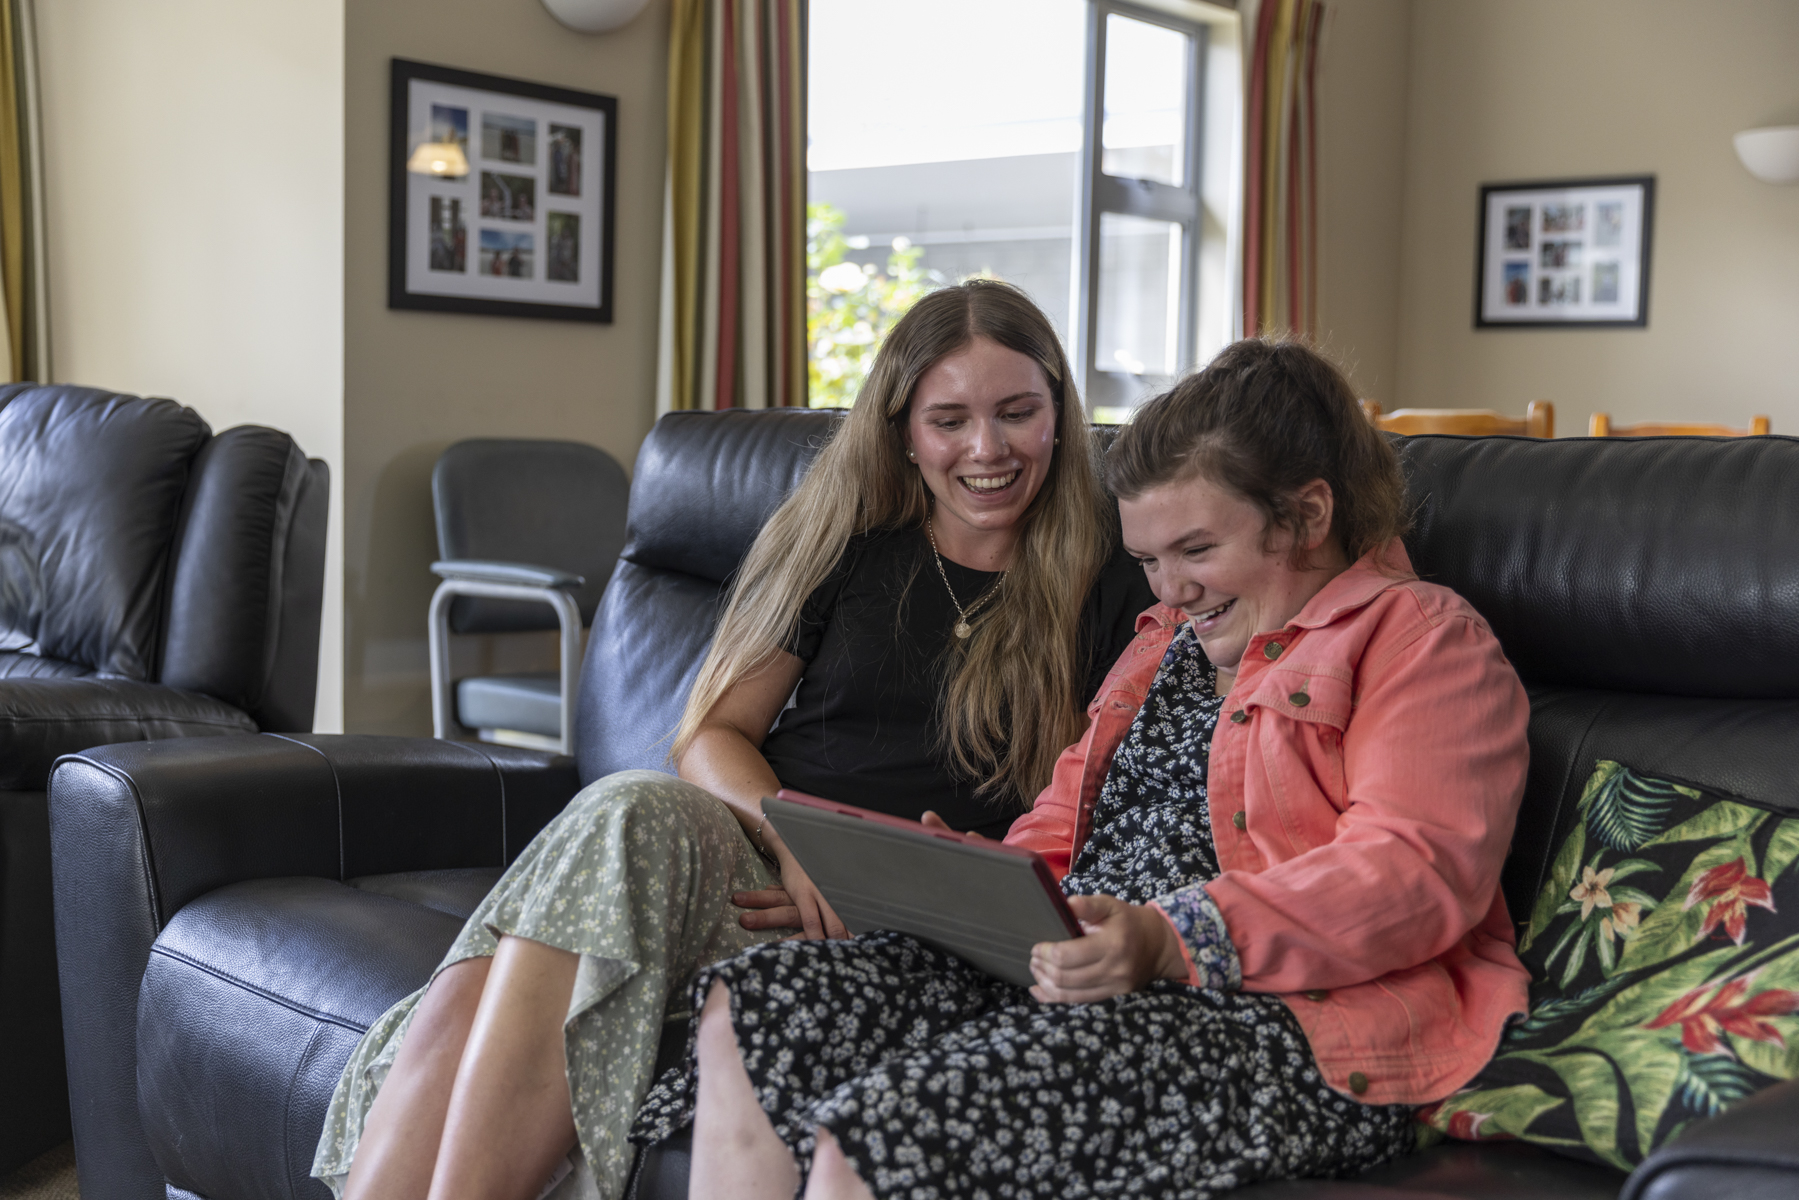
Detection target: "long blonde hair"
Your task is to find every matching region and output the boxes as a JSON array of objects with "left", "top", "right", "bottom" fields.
[{"left": 671, "top": 280, "right": 1109, "bottom": 808}]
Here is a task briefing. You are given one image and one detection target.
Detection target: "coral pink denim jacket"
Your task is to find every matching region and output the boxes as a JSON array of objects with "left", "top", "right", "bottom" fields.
[{"left": 1005, "top": 544, "right": 1533, "bottom": 1105}]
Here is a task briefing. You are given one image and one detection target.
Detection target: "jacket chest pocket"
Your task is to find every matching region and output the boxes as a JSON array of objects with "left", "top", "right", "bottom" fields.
[
  {"left": 1240, "top": 666, "right": 1352, "bottom": 731},
  {"left": 1239, "top": 667, "right": 1352, "bottom": 817}
]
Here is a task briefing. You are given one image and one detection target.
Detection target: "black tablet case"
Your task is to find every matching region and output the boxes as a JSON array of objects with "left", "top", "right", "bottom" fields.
[{"left": 764, "top": 791, "right": 1079, "bottom": 987}]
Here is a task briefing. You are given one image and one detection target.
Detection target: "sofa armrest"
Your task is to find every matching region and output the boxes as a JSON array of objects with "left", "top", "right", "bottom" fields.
[
  {"left": 1623, "top": 1077, "right": 1799, "bottom": 1200},
  {"left": 48, "top": 732, "right": 579, "bottom": 1200}
]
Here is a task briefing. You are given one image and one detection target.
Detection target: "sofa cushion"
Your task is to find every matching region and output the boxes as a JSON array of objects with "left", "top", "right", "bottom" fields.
[
  {"left": 138, "top": 874, "right": 488, "bottom": 1200},
  {"left": 347, "top": 866, "right": 504, "bottom": 920},
  {"left": 0, "top": 678, "right": 255, "bottom": 790},
  {"left": 0, "top": 386, "right": 210, "bottom": 679},
  {"left": 1425, "top": 761, "right": 1799, "bottom": 1170}
]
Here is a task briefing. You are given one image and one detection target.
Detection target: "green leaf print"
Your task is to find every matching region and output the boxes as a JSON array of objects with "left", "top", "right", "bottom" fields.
[
  {"left": 1733, "top": 1027, "right": 1799, "bottom": 1081},
  {"left": 1519, "top": 1046, "right": 1630, "bottom": 1170},
  {"left": 1581, "top": 762, "right": 1694, "bottom": 852},
  {"left": 1763, "top": 818, "right": 1799, "bottom": 886},
  {"left": 1520, "top": 1026, "right": 1685, "bottom": 1167},
  {"left": 1675, "top": 1052, "right": 1762, "bottom": 1116},
  {"left": 1616, "top": 835, "right": 1762, "bottom": 973},
  {"left": 1642, "top": 799, "right": 1765, "bottom": 850},
  {"left": 1525, "top": 820, "right": 1586, "bottom": 954},
  {"left": 1507, "top": 976, "right": 1635, "bottom": 1043}
]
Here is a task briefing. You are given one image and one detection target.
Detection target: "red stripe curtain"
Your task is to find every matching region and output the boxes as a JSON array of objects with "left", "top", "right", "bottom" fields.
[
  {"left": 1243, "top": 0, "right": 1324, "bottom": 339},
  {"left": 663, "top": 0, "right": 807, "bottom": 411}
]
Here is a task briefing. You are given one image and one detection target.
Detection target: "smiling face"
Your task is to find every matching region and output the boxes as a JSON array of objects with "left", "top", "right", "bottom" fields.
[
  {"left": 1119, "top": 470, "right": 1345, "bottom": 677},
  {"left": 904, "top": 336, "right": 1058, "bottom": 565}
]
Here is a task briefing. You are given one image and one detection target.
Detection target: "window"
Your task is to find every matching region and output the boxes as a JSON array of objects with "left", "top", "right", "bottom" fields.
[{"left": 806, "top": 0, "right": 1240, "bottom": 417}]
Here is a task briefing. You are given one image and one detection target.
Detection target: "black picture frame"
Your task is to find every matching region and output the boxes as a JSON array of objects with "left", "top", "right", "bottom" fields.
[
  {"left": 1474, "top": 175, "right": 1654, "bottom": 330},
  {"left": 388, "top": 58, "right": 617, "bottom": 323}
]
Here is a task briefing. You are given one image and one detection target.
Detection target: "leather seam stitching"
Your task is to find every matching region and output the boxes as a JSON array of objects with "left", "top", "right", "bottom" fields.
[
  {"left": 147, "top": 943, "right": 368, "bottom": 1034},
  {"left": 463, "top": 742, "right": 512, "bottom": 862},
  {"left": 264, "top": 732, "right": 346, "bottom": 881},
  {"left": 435, "top": 738, "right": 512, "bottom": 866}
]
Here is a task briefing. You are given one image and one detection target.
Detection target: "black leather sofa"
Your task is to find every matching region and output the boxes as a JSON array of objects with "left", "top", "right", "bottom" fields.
[
  {"left": 49, "top": 408, "right": 1799, "bottom": 1200},
  {"left": 0, "top": 384, "right": 327, "bottom": 1176}
]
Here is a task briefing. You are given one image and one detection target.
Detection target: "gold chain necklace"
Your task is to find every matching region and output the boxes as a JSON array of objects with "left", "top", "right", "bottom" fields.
[{"left": 925, "top": 519, "right": 1006, "bottom": 639}]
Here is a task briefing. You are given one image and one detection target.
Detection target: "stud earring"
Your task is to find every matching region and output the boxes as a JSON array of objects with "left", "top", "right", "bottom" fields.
[
  {"left": 906, "top": 449, "right": 917, "bottom": 460},
  {"left": 1054, "top": 437, "right": 1060, "bottom": 445}
]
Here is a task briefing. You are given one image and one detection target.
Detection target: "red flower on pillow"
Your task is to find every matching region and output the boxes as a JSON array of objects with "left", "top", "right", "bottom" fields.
[
  {"left": 1445, "top": 1110, "right": 1509, "bottom": 1140},
  {"left": 1684, "top": 858, "right": 1776, "bottom": 945},
  {"left": 1644, "top": 973, "right": 1799, "bottom": 1056}
]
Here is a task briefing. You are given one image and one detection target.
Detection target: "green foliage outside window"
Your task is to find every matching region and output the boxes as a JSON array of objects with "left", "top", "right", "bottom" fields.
[{"left": 806, "top": 202, "right": 943, "bottom": 409}]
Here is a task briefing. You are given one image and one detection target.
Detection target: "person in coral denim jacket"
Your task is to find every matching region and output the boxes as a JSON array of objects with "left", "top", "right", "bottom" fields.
[{"left": 653, "top": 340, "right": 1532, "bottom": 1200}]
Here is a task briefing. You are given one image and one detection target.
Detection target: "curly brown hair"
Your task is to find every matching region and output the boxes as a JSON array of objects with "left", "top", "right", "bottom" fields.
[{"left": 1105, "top": 339, "right": 1408, "bottom": 567}]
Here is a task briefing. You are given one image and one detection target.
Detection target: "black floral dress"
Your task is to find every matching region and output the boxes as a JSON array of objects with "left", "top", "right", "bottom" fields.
[{"left": 631, "top": 625, "right": 1418, "bottom": 1198}]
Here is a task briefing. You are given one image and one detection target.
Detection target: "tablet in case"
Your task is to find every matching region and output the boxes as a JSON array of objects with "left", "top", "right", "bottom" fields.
[{"left": 763, "top": 790, "right": 1080, "bottom": 987}]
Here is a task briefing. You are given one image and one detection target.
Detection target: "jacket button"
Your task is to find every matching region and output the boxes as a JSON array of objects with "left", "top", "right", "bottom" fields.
[
  {"left": 1304, "top": 989, "right": 1329, "bottom": 1001},
  {"left": 1231, "top": 811, "right": 1246, "bottom": 830},
  {"left": 1348, "top": 1071, "right": 1369, "bottom": 1095},
  {"left": 1229, "top": 710, "right": 1248, "bottom": 724},
  {"left": 1289, "top": 691, "right": 1310, "bottom": 707},
  {"left": 1263, "top": 641, "right": 1283, "bottom": 660}
]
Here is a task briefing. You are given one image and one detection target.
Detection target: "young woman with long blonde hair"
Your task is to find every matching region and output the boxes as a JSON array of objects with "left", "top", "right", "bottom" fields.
[{"left": 312, "top": 280, "right": 1154, "bottom": 1200}]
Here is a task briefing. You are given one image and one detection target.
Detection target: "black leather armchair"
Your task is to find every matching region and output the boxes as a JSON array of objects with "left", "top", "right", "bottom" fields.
[
  {"left": 0, "top": 384, "right": 326, "bottom": 1175},
  {"left": 49, "top": 410, "right": 1799, "bottom": 1200}
]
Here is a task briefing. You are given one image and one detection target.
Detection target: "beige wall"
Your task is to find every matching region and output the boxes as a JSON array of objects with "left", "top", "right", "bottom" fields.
[
  {"left": 1313, "top": 0, "right": 1412, "bottom": 404},
  {"left": 343, "top": 0, "right": 668, "bottom": 735},
  {"left": 37, "top": 0, "right": 347, "bottom": 730},
  {"left": 1391, "top": 0, "right": 1799, "bottom": 430}
]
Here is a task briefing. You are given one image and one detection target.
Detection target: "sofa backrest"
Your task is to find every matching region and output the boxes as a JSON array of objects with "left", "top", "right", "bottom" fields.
[
  {"left": 579, "top": 416, "right": 1799, "bottom": 936},
  {"left": 0, "top": 385, "right": 211, "bottom": 679},
  {"left": 577, "top": 408, "right": 843, "bottom": 782},
  {"left": 0, "top": 384, "right": 330, "bottom": 729},
  {"left": 160, "top": 427, "right": 331, "bottom": 731},
  {"left": 1397, "top": 433, "right": 1799, "bottom": 923}
]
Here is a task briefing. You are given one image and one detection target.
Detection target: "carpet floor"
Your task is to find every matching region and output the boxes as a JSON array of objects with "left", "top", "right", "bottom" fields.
[{"left": 0, "top": 1145, "right": 77, "bottom": 1200}]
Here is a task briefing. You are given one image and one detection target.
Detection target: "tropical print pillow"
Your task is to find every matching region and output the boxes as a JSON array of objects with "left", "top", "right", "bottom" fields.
[{"left": 1420, "top": 760, "right": 1799, "bottom": 1170}]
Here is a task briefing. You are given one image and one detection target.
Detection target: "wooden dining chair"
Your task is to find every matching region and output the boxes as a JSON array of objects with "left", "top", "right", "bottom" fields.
[
  {"left": 1361, "top": 399, "right": 1554, "bottom": 439},
  {"left": 1588, "top": 413, "right": 1772, "bottom": 437}
]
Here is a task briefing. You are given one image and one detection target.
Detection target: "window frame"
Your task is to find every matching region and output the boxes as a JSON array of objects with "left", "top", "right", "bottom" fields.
[{"left": 1070, "top": 0, "right": 1210, "bottom": 416}]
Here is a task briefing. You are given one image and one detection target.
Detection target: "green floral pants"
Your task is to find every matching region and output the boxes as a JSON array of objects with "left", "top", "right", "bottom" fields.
[{"left": 310, "top": 769, "right": 780, "bottom": 1200}]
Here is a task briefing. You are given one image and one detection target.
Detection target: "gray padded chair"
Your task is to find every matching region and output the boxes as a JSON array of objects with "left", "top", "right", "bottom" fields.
[{"left": 428, "top": 438, "right": 629, "bottom": 753}]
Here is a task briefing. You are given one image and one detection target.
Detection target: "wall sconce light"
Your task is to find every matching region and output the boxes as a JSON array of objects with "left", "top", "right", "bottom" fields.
[
  {"left": 1733, "top": 126, "right": 1799, "bottom": 184},
  {"left": 540, "top": 0, "right": 654, "bottom": 33},
  {"left": 407, "top": 140, "right": 470, "bottom": 178}
]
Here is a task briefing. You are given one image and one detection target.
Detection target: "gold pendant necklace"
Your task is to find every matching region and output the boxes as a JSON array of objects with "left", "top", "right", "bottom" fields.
[{"left": 926, "top": 519, "right": 1005, "bottom": 639}]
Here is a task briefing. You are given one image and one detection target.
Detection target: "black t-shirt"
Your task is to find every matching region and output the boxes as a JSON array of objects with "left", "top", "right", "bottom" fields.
[{"left": 759, "top": 527, "right": 1156, "bottom": 838}]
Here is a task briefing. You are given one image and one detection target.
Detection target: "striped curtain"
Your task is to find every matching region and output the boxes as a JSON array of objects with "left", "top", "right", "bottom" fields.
[
  {"left": 0, "top": 0, "right": 48, "bottom": 383},
  {"left": 1242, "top": 0, "right": 1324, "bottom": 338},
  {"left": 659, "top": 0, "right": 807, "bottom": 412}
]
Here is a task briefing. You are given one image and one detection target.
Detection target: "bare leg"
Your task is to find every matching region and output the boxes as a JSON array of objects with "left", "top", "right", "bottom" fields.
[
  {"left": 688, "top": 980, "right": 799, "bottom": 1200},
  {"left": 344, "top": 956, "right": 492, "bottom": 1200},
  {"left": 425, "top": 934, "right": 582, "bottom": 1200},
  {"left": 803, "top": 1131, "right": 878, "bottom": 1200}
]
